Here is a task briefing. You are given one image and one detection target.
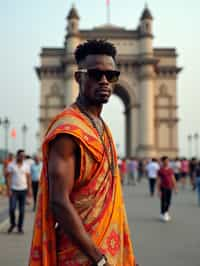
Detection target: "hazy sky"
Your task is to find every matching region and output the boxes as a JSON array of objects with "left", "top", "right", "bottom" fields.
[{"left": 0, "top": 0, "right": 199, "bottom": 157}]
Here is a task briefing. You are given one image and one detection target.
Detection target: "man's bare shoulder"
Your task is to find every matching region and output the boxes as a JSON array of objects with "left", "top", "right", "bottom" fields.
[{"left": 49, "top": 133, "right": 78, "bottom": 158}]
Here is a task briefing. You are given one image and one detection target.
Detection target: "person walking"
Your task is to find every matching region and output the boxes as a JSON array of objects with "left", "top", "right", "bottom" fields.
[
  {"left": 127, "top": 157, "right": 137, "bottom": 185},
  {"left": 29, "top": 40, "right": 136, "bottom": 266},
  {"left": 157, "top": 156, "right": 178, "bottom": 222},
  {"left": 171, "top": 157, "right": 181, "bottom": 183},
  {"left": 146, "top": 158, "right": 160, "bottom": 197},
  {"left": 6, "top": 149, "right": 32, "bottom": 233},
  {"left": 137, "top": 159, "right": 144, "bottom": 183},
  {"left": 194, "top": 161, "right": 200, "bottom": 207},
  {"left": 119, "top": 158, "right": 127, "bottom": 185},
  {"left": 180, "top": 158, "right": 189, "bottom": 189},
  {"left": 189, "top": 158, "right": 197, "bottom": 191},
  {"left": 30, "top": 155, "right": 42, "bottom": 211}
]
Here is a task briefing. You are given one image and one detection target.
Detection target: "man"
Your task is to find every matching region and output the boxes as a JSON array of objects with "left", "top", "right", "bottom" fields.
[
  {"left": 171, "top": 157, "right": 181, "bottom": 183},
  {"left": 30, "top": 155, "right": 42, "bottom": 211},
  {"left": 180, "top": 157, "right": 189, "bottom": 189},
  {"left": 137, "top": 159, "right": 144, "bottom": 183},
  {"left": 119, "top": 157, "right": 127, "bottom": 185},
  {"left": 157, "top": 156, "right": 178, "bottom": 222},
  {"left": 127, "top": 157, "right": 137, "bottom": 186},
  {"left": 25, "top": 155, "right": 34, "bottom": 206},
  {"left": 189, "top": 157, "right": 197, "bottom": 191},
  {"left": 194, "top": 161, "right": 200, "bottom": 206},
  {"left": 146, "top": 158, "right": 160, "bottom": 197},
  {"left": 3, "top": 152, "right": 14, "bottom": 184},
  {"left": 6, "top": 149, "right": 32, "bottom": 233},
  {"left": 29, "top": 40, "right": 136, "bottom": 266}
]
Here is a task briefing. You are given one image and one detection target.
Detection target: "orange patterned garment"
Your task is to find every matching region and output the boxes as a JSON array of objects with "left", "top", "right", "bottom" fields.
[{"left": 29, "top": 105, "right": 136, "bottom": 266}]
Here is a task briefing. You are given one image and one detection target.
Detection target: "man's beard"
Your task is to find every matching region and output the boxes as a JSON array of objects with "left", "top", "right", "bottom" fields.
[{"left": 76, "top": 94, "right": 110, "bottom": 106}]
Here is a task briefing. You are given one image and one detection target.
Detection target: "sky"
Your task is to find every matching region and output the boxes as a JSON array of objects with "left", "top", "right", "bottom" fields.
[{"left": 0, "top": 0, "right": 199, "bottom": 157}]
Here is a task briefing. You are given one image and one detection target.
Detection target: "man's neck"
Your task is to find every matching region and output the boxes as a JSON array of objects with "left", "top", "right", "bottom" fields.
[
  {"left": 16, "top": 159, "right": 23, "bottom": 165},
  {"left": 76, "top": 96, "right": 103, "bottom": 117}
]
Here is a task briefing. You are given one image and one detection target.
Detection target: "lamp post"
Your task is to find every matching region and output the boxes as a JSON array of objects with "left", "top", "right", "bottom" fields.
[
  {"left": 194, "top": 133, "right": 199, "bottom": 159},
  {"left": 35, "top": 131, "right": 40, "bottom": 153},
  {"left": 2, "top": 117, "right": 10, "bottom": 158},
  {"left": 22, "top": 124, "right": 28, "bottom": 151},
  {"left": 187, "top": 134, "right": 192, "bottom": 159}
]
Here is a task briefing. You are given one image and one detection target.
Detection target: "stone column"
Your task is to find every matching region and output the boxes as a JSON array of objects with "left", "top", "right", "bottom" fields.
[
  {"left": 125, "top": 109, "right": 131, "bottom": 157},
  {"left": 130, "top": 105, "right": 139, "bottom": 156},
  {"left": 64, "top": 62, "right": 79, "bottom": 106},
  {"left": 137, "top": 64, "right": 156, "bottom": 157},
  {"left": 125, "top": 104, "right": 139, "bottom": 157}
]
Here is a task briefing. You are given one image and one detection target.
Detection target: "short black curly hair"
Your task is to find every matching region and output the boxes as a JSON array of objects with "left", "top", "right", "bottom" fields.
[{"left": 74, "top": 39, "right": 117, "bottom": 65}]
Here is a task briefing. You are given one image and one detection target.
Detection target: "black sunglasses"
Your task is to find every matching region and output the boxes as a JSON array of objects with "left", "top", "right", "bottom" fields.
[{"left": 78, "top": 68, "right": 120, "bottom": 83}]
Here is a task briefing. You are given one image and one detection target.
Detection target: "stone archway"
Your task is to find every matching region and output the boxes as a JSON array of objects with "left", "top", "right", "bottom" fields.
[{"left": 113, "top": 81, "right": 139, "bottom": 157}]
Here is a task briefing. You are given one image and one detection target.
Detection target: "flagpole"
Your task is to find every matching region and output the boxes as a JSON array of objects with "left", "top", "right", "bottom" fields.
[{"left": 106, "top": 0, "right": 111, "bottom": 24}]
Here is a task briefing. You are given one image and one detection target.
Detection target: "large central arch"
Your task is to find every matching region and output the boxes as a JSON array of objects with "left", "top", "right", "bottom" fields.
[{"left": 113, "top": 81, "right": 139, "bottom": 157}]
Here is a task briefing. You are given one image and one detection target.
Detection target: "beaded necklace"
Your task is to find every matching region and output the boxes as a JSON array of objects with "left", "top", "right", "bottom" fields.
[{"left": 75, "top": 101, "right": 115, "bottom": 176}]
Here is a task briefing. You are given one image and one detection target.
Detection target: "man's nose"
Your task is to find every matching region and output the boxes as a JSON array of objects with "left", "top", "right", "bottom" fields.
[{"left": 99, "top": 74, "right": 109, "bottom": 83}]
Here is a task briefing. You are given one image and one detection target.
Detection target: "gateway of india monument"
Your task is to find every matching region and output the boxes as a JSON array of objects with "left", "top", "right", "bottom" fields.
[{"left": 36, "top": 5, "right": 182, "bottom": 158}]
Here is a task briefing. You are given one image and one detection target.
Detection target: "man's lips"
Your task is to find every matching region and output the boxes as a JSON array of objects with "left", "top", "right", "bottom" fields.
[{"left": 95, "top": 88, "right": 111, "bottom": 96}]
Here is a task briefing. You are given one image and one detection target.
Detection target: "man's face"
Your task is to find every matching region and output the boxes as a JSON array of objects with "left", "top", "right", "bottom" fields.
[
  {"left": 78, "top": 54, "right": 118, "bottom": 105},
  {"left": 17, "top": 152, "right": 25, "bottom": 162},
  {"left": 163, "top": 158, "right": 169, "bottom": 167}
]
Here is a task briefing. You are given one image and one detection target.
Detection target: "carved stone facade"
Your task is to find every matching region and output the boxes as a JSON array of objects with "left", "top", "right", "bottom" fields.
[{"left": 36, "top": 5, "right": 182, "bottom": 158}]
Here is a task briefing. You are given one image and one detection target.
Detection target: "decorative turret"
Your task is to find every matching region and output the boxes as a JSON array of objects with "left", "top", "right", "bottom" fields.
[
  {"left": 139, "top": 4, "right": 153, "bottom": 36},
  {"left": 66, "top": 5, "right": 80, "bottom": 36},
  {"left": 64, "top": 5, "right": 80, "bottom": 54},
  {"left": 138, "top": 4, "right": 154, "bottom": 57},
  {"left": 64, "top": 5, "right": 81, "bottom": 107},
  {"left": 137, "top": 5, "right": 156, "bottom": 157}
]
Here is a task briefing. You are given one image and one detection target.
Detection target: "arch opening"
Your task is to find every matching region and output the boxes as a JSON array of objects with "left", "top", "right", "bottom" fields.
[{"left": 103, "top": 83, "right": 136, "bottom": 157}]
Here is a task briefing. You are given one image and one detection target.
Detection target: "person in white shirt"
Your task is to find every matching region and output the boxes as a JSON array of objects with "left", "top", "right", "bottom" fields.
[
  {"left": 146, "top": 158, "right": 160, "bottom": 196},
  {"left": 171, "top": 157, "right": 181, "bottom": 182},
  {"left": 30, "top": 155, "right": 42, "bottom": 211},
  {"left": 6, "top": 149, "right": 32, "bottom": 233}
]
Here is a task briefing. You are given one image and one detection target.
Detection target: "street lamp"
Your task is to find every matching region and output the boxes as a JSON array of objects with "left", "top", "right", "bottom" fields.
[
  {"left": 187, "top": 134, "right": 192, "bottom": 159},
  {"left": 194, "top": 132, "right": 199, "bottom": 159},
  {"left": 35, "top": 131, "right": 40, "bottom": 153},
  {"left": 22, "top": 124, "right": 28, "bottom": 151},
  {"left": 2, "top": 117, "right": 10, "bottom": 158}
]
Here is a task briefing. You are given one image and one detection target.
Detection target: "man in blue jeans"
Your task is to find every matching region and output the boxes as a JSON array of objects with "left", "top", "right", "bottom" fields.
[
  {"left": 6, "top": 149, "right": 32, "bottom": 233},
  {"left": 157, "top": 156, "right": 178, "bottom": 222},
  {"left": 194, "top": 161, "right": 200, "bottom": 206},
  {"left": 30, "top": 155, "right": 42, "bottom": 211}
]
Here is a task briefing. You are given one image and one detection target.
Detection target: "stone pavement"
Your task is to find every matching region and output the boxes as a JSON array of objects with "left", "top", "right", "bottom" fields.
[{"left": 0, "top": 179, "right": 199, "bottom": 266}]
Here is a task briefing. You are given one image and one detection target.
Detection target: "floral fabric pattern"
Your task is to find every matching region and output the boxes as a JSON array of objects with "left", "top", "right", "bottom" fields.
[{"left": 29, "top": 105, "right": 136, "bottom": 266}]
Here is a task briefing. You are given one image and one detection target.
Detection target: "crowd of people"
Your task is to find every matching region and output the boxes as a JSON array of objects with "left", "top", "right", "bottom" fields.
[
  {"left": 1, "top": 152, "right": 200, "bottom": 233},
  {"left": 1, "top": 150, "right": 42, "bottom": 233},
  {"left": 118, "top": 156, "right": 200, "bottom": 221}
]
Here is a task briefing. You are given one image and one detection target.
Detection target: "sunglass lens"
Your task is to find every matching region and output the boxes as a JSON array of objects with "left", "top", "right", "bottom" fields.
[
  {"left": 106, "top": 71, "right": 120, "bottom": 83},
  {"left": 88, "top": 69, "right": 120, "bottom": 83},
  {"left": 88, "top": 69, "right": 102, "bottom": 81}
]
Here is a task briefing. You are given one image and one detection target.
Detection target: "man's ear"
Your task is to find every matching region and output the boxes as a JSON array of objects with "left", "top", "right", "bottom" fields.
[{"left": 74, "top": 71, "right": 80, "bottom": 84}]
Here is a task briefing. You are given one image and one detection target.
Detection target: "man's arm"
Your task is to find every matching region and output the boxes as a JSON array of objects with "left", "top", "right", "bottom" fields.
[
  {"left": 156, "top": 173, "right": 161, "bottom": 197},
  {"left": 6, "top": 172, "right": 12, "bottom": 197},
  {"left": 48, "top": 134, "right": 105, "bottom": 265},
  {"left": 172, "top": 174, "right": 178, "bottom": 193},
  {"left": 26, "top": 171, "right": 32, "bottom": 197}
]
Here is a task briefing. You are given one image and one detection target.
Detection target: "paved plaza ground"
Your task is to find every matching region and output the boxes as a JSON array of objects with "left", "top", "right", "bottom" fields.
[{"left": 0, "top": 179, "right": 199, "bottom": 266}]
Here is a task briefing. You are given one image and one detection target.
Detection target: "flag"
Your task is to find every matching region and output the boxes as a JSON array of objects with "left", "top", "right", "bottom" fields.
[{"left": 11, "top": 128, "right": 17, "bottom": 139}]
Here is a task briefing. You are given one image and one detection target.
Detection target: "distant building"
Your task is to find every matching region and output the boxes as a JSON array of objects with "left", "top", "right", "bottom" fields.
[
  {"left": 0, "top": 149, "right": 6, "bottom": 162},
  {"left": 36, "top": 5, "right": 182, "bottom": 158}
]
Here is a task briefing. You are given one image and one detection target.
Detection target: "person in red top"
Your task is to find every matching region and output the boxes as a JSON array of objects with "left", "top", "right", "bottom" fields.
[
  {"left": 119, "top": 158, "right": 127, "bottom": 185},
  {"left": 157, "top": 156, "right": 178, "bottom": 222}
]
